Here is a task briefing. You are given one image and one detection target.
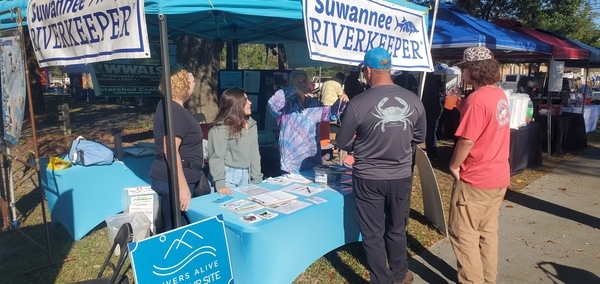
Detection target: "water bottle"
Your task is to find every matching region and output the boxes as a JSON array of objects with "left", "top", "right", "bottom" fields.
[
  {"left": 526, "top": 99, "right": 534, "bottom": 124},
  {"left": 114, "top": 133, "right": 123, "bottom": 160}
]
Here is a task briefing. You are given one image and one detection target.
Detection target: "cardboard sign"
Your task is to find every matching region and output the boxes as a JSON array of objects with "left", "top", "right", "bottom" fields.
[
  {"left": 302, "top": 0, "right": 433, "bottom": 71},
  {"left": 129, "top": 215, "right": 234, "bottom": 284},
  {"left": 27, "top": 0, "right": 150, "bottom": 67}
]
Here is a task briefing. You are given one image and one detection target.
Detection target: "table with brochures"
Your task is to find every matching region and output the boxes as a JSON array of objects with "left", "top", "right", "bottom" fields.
[
  {"left": 186, "top": 173, "right": 360, "bottom": 284},
  {"left": 39, "top": 155, "right": 154, "bottom": 241}
]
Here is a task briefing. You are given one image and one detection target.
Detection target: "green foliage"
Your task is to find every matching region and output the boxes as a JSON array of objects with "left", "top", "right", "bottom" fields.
[
  {"left": 219, "top": 44, "right": 352, "bottom": 79},
  {"left": 220, "top": 44, "right": 279, "bottom": 70}
]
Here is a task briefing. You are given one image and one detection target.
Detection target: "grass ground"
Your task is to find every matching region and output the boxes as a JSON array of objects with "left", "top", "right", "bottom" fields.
[{"left": 1, "top": 96, "right": 598, "bottom": 283}]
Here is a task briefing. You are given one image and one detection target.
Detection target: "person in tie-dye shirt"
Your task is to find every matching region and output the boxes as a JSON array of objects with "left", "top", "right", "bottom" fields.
[{"left": 268, "top": 70, "right": 348, "bottom": 173}]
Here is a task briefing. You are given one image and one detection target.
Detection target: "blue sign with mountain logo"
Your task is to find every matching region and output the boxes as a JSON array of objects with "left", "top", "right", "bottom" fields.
[{"left": 129, "top": 215, "right": 234, "bottom": 284}]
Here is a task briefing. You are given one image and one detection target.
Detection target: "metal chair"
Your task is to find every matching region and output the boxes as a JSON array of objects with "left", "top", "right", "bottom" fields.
[{"left": 73, "top": 222, "right": 134, "bottom": 284}]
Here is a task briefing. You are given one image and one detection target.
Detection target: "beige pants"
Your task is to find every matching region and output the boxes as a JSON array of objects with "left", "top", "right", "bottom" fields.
[{"left": 448, "top": 180, "right": 507, "bottom": 284}]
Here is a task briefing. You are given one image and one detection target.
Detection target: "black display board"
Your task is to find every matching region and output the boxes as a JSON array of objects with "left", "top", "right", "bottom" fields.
[{"left": 218, "top": 70, "right": 292, "bottom": 130}]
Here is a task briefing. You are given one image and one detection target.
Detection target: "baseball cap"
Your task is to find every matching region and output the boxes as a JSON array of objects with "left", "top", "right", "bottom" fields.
[
  {"left": 361, "top": 47, "right": 392, "bottom": 69},
  {"left": 456, "top": 46, "right": 494, "bottom": 66}
]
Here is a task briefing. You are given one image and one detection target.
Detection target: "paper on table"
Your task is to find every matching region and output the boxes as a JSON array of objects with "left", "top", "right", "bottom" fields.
[
  {"left": 249, "top": 190, "right": 297, "bottom": 206},
  {"left": 263, "top": 177, "right": 294, "bottom": 186},
  {"left": 269, "top": 200, "right": 312, "bottom": 214},
  {"left": 237, "top": 185, "right": 270, "bottom": 196},
  {"left": 283, "top": 173, "right": 312, "bottom": 184},
  {"left": 281, "top": 183, "right": 323, "bottom": 196}
]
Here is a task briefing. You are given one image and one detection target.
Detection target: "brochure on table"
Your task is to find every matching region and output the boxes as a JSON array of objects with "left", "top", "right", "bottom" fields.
[{"left": 211, "top": 170, "right": 354, "bottom": 222}]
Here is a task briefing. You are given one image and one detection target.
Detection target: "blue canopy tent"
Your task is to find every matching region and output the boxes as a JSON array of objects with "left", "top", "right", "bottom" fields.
[
  {"left": 0, "top": 0, "right": 26, "bottom": 29},
  {"left": 431, "top": 4, "right": 552, "bottom": 61}
]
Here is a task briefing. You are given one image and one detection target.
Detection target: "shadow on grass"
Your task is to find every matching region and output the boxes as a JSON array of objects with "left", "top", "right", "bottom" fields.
[
  {"left": 323, "top": 242, "right": 369, "bottom": 284},
  {"left": 0, "top": 221, "right": 73, "bottom": 283}
]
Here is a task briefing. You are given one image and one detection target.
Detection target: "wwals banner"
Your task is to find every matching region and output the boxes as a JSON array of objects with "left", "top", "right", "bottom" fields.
[
  {"left": 27, "top": 0, "right": 150, "bottom": 67},
  {"left": 303, "top": 0, "right": 433, "bottom": 71}
]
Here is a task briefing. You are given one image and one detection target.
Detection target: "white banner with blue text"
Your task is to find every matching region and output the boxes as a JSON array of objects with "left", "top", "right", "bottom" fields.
[
  {"left": 27, "top": 0, "right": 150, "bottom": 67},
  {"left": 302, "top": 0, "right": 433, "bottom": 71}
]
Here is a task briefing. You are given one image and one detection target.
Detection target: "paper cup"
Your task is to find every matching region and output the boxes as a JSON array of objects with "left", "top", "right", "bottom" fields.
[{"left": 444, "top": 94, "right": 459, "bottom": 110}]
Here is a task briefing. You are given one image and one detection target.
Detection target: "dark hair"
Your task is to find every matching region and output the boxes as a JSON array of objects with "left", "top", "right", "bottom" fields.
[
  {"left": 213, "top": 87, "right": 248, "bottom": 142},
  {"left": 335, "top": 72, "right": 346, "bottom": 82},
  {"left": 461, "top": 59, "right": 501, "bottom": 86}
]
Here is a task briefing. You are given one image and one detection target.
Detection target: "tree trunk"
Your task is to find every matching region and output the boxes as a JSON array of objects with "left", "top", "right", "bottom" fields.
[
  {"left": 175, "top": 36, "right": 224, "bottom": 123},
  {"left": 277, "top": 44, "right": 288, "bottom": 70},
  {"left": 23, "top": 29, "right": 45, "bottom": 114}
]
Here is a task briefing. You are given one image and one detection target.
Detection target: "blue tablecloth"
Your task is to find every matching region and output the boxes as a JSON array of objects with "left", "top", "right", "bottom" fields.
[
  {"left": 40, "top": 156, "right": 154, "bottom": 241},
  {"left": 186, "top": 181, "right": 360, "bottom": 284}
]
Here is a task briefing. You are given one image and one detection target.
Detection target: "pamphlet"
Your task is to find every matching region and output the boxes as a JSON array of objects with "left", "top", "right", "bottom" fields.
[
  {"left": 263, "top": 177, "right": 294, "bottom": 186},
  {"left": 306, "top": 196, "right": 328, "bottom": 204},
  {"left": 239, "top": 213, "right": 262, "bottom": 223},
  {"left": 257, "top": 210, "right": 278, "bottom": 219},
  {"left": 249, "top": 190, "right": 297, "bottom": 206},
  {"left": 221, "top": 199, "right": 263, "bottom": 214},
  {"left": 269, "top": 200, "right": 312, "bottom": 214},
  {"left": 283, "top": 173, "right": 313, "bottom": 184},
  {"left": 281, "top": 183, "right": 323, "bottom": 197}
]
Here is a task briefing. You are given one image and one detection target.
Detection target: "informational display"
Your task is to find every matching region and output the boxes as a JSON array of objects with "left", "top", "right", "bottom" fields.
[
  {"left": 27, "top": 0, "right": 150, "bottom": 67},
  {"left": 89, "top": 42, "right": 176, "bottom": 97},
  {"left": 548, "top": 60, "right": 565, "bottom": 93},
  {"left": 302, "top": 0, "right": 433, "bottom": 71},
  {"left": 0, "top": 33, "right": 27, "bottom": 146},
  {"left": 220, "top": 71, "right": 243, "bottom": 89},
  {"left": 129, "top": 215, "right": 234, "bottom": 284}
]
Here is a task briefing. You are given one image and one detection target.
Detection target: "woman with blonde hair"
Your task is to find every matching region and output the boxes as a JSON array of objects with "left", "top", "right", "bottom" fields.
[
  {"left": 150, "top": 64, "right": 208, "bottom": 232},
  {"left": 208, "top": 87, "right": 262, "bottom": 195}
]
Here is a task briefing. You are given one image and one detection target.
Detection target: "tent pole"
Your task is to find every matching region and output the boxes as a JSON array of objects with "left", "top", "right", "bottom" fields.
[
  {"left": 419, "top": 0, "right": 440, "bottom": 100},
  {"left": 159, "top": 14, "right": 182, "bottom": 229},
  {"left": 546, "top": 60, "right": 552, "bottom": 158}
]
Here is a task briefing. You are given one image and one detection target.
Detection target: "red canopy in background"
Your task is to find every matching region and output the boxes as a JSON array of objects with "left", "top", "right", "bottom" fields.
[{"left": 494, "top": 19, "right": 590, "bottom": 61}]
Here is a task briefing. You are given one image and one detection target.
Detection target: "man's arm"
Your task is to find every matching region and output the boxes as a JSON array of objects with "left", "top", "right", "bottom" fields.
[
  {"left": 449, "top": 137, "right": 475, "bottom": 180},
  {"left": 336, "top": 104, "right": 358, "bottom": 151}
]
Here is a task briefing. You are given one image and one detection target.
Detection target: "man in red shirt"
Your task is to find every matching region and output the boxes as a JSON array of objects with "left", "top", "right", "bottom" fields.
[{"left": 448, "top": 46, "right": 510, "bottom": 284}]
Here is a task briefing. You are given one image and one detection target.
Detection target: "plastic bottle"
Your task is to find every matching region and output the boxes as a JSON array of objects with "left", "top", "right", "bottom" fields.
[
  {"left": 526, "top": 99, "right": 534, "bottom": 124},
  {"left": 114, "top": 133, "right": 123, "bottom": 160}
]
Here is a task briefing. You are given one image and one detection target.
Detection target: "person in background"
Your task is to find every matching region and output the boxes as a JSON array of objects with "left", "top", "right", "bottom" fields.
[
  {"left": 578, "top": 79, "right": 592, "bottom": 98},
  {"left": 448, "top": 46, "right": 510, "bottom": 284},
  {"left": 150, "top": 64, "right": 207, "bottom": 232},
  {"left": 344, "top": 66, "right": 365, "bottom": 100},
  {"left": 394, "top": 71, "right": 418, "bottom": 95},
  {"left": 320, "top": 72, "right": 346, "bottom": 106},
  {"left": 208, "top": 87, "right": 262, "bottom": 195},
  {"left": 268, "top": 70, "right": 348, "bottom": 174},
  {"left": 336, "top": 47, "right": 426, "bottom": 284},
  {"left": 422, "top": 74, "right": 444, "bottom": 160}
]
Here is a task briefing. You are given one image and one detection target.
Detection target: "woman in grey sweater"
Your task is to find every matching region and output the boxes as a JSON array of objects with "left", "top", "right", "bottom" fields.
[{"left": 208, "top": 87, "right": 263, "bottom": 195}]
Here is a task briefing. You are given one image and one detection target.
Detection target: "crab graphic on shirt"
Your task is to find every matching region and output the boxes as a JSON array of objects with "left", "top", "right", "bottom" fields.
[{"left": 372, "top": 97, "right": 414, "bottom": 132}]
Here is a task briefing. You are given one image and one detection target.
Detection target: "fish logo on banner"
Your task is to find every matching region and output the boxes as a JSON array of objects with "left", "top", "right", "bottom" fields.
[
  {"left": 302, "top": 0, "right": 433, "bottom": 71},
  {"left": 27, "top": 0, "right": 150, "bottom": 67},
  {"left": 129, "top": 215, "right": 234, "bottom": 284}
]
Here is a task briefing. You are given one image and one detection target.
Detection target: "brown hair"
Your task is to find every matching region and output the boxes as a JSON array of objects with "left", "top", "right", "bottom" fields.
[
  {"left": 213, "top": 87, "right": 249, "bottom": 142},
  {"left": 461, "top": 59, "right": 501, "bottom": 86}
]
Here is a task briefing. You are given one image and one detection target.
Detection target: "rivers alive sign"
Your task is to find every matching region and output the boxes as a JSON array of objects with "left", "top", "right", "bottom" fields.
[{"left": 129, "top": 215, "right": 234, "bottom": 284}]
